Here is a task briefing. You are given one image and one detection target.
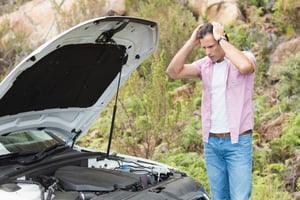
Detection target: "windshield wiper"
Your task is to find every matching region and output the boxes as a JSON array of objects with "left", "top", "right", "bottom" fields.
[
  {"left": 19, "top": 143, "right": 68, "bottom": 165},
  {"left": 0, "top": 152, "right": 32, "bottom": 165},
  {"left": 0, "top": 152, "right": 19, "bottom": 159}
]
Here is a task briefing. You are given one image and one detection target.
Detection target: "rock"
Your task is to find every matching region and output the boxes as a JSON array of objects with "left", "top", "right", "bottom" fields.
[
  {"left": 268, "top": 37, "right": 300, "bottom": 79},
  {"left": 187, "top": 0, "right": 244, "bottom": 24},
  {"left": 0, "top": 0, "right": 125, "bottom": 47},
  {"left": 269, "top": 37, "right": 300, "bottom": 66},
  {"left": 206, "top": 0, "right": 244, "bottom": 24}
]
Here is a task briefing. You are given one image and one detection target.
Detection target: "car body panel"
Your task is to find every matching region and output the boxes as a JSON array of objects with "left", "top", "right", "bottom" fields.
[{"left": 0, "top": 16, "right": 158, "bottom": 144}]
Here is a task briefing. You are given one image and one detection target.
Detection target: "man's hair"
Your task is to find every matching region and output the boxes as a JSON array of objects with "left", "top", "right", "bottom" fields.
[
  {"left": 197, "top": 23, "right": 229, "bottom": 41},
  {"left": 197, "top": 23, "right": 213, "bottom": 39}
]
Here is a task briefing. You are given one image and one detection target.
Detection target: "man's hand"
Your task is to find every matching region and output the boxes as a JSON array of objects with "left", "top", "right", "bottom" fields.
[
  {"left": 189, "top": 24, "right": 203, "bottom": 47},
  {"left": 211, "top": 22, "right": 225, "bottom": 42}
]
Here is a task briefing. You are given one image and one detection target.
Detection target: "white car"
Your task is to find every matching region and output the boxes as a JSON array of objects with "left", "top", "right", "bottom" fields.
[{"left": 0, "top": 16, "right": 210, "bottom": 200}]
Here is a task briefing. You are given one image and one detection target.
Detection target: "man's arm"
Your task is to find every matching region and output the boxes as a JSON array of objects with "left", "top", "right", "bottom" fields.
[
  {"left": 165, "top": 25, "right": 202, "bottom": 79},
  {"left": 212, "top": 22, "right": 255, "bottom": 74}
]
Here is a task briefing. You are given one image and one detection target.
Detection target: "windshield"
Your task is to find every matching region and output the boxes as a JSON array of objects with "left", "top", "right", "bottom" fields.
[{"left": 0, "top": 130, "right": 59, "bottom": 156}]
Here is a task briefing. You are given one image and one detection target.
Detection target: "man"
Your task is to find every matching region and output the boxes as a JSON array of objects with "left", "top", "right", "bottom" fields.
[{"left": 165, "top": 22, "right": 256, "bottom": 200}]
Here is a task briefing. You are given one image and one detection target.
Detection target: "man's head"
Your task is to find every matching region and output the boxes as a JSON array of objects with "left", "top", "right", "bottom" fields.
[
  {"left": 197, "top": 23, "right": 214, "bottom": 40},
  {"left": 197, "top": 23, "right": 229, "bottom": 41},
  {"left": 197, "top": 23, "right": 227, "bottom": 63}
]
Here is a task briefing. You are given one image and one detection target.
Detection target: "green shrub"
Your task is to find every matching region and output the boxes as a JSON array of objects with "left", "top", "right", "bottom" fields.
[
  {"left": 156, "top": 151, "right": 209, "bottom": 193},
  {"left": 252, "top": 170, "right": 293, "bottom": 200},
  {"left": 276, "top": 52, "right": 300, "bottom": 112},
  {"left": 272, "top": 0, "right": 299, "bottom": 36}
]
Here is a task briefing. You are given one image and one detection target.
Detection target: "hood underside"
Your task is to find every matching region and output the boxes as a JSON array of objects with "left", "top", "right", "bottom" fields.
[
  {"left": 0, "top": 43, "right": 126, "bottom": 116},
  {"left": 0, "top": 16, "right": 158, "bottom": 139}
]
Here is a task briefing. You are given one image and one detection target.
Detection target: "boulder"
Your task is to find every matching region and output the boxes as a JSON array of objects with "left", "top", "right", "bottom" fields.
[
  {"left": 0, "top": 0, "right": 125, "bottom": 47},
  {"left": 269, "top": 37, "right": 300, "bottom": 66},
  {"left": 188, "top": 0, "right": 244, "bottom": 24},
  {"left": 268, "top": 37, "right": 300, "bottom": 79}
]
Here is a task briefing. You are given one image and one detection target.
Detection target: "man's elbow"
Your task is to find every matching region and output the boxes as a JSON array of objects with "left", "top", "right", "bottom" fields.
[
  {"left": 165, "top": 69, "right": 178, "bottom": 79},
  {"left": 165, "top": 68, "right": 179, "bottom": 79},
  {"left": 239, "top": 62, "right": 255, "bottom": 74}
]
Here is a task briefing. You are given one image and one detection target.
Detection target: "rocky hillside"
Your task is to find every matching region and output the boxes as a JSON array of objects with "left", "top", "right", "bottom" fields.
[
  {"left": 1, "top": 0, "right": 299, "bottom": 79},
  {"left": 1, "top": 0, "right": 299, "bottom": 73}
]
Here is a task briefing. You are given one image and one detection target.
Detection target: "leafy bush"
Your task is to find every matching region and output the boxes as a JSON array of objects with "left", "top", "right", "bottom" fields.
[
  {"left": 276, "top": 52, "right": 300, "bottom": 112},
  {"left": 155, "top": 151, "right": 209, "bottom": 193},
  {"left": 252, "top": 169, "right": 293, "bottom": 200},
  {"left": 272, "top": 0, "right": 300, "bottom": 36}
]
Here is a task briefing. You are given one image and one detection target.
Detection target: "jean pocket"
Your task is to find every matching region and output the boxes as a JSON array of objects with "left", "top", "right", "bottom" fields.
[{"left": 237, "top": 133, "right": 252, "bottom": 149}]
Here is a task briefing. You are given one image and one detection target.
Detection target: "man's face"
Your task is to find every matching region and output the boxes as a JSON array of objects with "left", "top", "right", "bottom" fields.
[{"left": 199, "top": 33, "right": 225, "bottom": 63}]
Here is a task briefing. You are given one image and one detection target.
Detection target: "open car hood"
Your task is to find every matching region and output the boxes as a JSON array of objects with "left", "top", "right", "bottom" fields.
[{"left": 0, "top": 16, "right": 158, "bottom": 142}]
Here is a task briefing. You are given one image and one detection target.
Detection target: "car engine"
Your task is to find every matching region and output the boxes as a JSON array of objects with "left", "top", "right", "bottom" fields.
[{"left": 0, "top": 153, "right": 209, "bottom": 200}]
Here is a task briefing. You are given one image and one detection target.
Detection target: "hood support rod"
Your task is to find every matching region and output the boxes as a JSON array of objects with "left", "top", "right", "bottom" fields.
[{"left": 106, "top": 65, "right": 123, "bottom": 158}]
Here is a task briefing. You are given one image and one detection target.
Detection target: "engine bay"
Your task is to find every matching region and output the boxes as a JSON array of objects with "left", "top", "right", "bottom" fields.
[{"left": 0, "top": 152, "right": 208, "bottom": 200}]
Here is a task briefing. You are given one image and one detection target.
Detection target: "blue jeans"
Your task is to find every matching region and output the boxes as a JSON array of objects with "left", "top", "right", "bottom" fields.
[{"left": 204, "top": 133, "right": 252, "bottom": 200}]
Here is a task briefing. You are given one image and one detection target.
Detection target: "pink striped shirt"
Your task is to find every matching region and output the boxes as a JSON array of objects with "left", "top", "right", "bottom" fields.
[{"left": 193, "top": 51, "right": 256, "bottom": 143}]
